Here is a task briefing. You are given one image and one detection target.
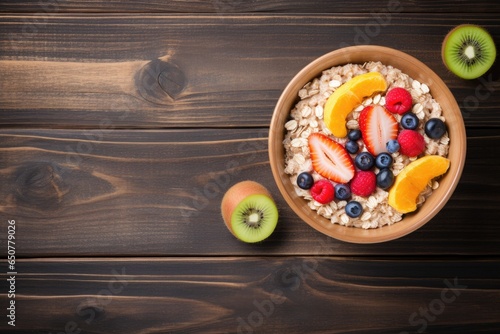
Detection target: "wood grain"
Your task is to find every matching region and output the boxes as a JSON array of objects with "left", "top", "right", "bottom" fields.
[
  {"left": 1, "top": 0, "right": 499, "bottom": 13},
  {"left": 1, "top": 4, "right": 499, "bottom": 334},
  {"left": 1, "top": 14, "right": 499, "bottom": 128},
  {"left": 1, "top": 128, "right": 498, "bottom": 257},
  {"left": 1, "top": 257, "right": 499, "bottom": 333}
]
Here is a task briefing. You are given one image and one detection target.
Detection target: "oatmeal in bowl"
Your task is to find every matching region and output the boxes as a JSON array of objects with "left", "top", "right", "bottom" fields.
[
  {"left": 284, "top": 61, "right": 450, "bottom": 229},
  {"left": 269, "top": 46, "right": 466, "bottom": 243}
]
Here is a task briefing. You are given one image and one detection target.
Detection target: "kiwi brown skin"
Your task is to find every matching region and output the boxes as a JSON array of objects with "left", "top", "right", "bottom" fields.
[
  {"left": 441, "top": 24, "right": 497, "bottom": 80},
  {"left": 220, "top": 180, "right": 274, "bottom": 238}
]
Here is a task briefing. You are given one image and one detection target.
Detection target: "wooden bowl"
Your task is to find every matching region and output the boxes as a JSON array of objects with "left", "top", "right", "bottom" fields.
[{"left": 269, "top": 45, "right": 466, "bottom": 243}]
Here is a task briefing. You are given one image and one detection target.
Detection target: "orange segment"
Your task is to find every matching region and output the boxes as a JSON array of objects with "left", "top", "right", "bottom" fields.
[
  {"left": 323, "top": 71, "right": 387, "bottom": 138},
  {"left": 388, "top": 156, "right": 451, "bottom": 213}
]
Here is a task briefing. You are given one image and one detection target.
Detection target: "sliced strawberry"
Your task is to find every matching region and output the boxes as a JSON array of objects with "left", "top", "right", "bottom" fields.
[
  {"left": 359, "top": 105, "right": 399, "bottom": 156},
  {"left": 308, "top": 133, "right": 355, "bottom": 183}
]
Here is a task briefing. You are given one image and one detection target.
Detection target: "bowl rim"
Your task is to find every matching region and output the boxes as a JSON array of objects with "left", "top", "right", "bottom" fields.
[{"left": 268, "top": 45, "right": 467, "bottom": 243}]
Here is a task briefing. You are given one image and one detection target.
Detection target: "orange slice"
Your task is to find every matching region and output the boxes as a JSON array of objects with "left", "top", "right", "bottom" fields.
[
  {"left": 388, "top": 156, "right": 451, "bottom": 213},
  {"left": 323, "top": 71, "right": 387, "bottom": 138}
]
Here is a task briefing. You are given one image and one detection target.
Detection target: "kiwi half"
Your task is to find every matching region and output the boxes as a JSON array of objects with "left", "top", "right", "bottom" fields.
[
  {"left": 221, "top": 181, "right": 278, "bottom": 243},
  {"left": 442, "top": 24, "right": 496, "bottom": 79},
  {"left": 231, "top": 194, "right": 278, "bottom": 243}
]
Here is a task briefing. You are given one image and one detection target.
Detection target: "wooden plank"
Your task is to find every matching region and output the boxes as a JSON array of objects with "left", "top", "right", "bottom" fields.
[
  {"left": 0, "top": 128, "right": 498, "bottom": 257},
  {"left": 1, "top": 14, "right": 499, "bottom": 128},
  {"left": 1, "top": 257, "right": 499, "bottom": 333},
  {"left": 1, "top": 0, "right": 499, "bottom": 14}
]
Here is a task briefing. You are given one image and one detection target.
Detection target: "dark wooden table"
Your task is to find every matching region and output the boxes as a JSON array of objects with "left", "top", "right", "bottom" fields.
[{"left": 1, "top": 1, "right": 500, "bottom": 333}]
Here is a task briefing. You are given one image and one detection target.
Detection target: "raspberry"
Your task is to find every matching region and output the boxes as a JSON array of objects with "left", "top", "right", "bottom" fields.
[
  {"left": 398, "top": 129, "right": 426, "bottom": 157},
  {"left": 310, "top": 179, "right": 335, "bottom": 204},
  {"left": 350, "top": 171, "right": 376, "bottom": 197},
  {"left": 385, "top": 87, "right": 413, "bottom": 115}
]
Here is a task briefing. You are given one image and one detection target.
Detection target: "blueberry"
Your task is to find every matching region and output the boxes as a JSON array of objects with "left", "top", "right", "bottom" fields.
[
  {"left": 375, "top": 152, "right": 393, "bottom": 169},
  {"left": 386, "top": 139, "right": 400, "bottom": 153},
  {"left": 345, "top": 140, "right": 359, "bottom": 154},
  {"left": 297, "top": 172, "right": 314, "bottom": 190},
  {"left": 425, "top": 118, "right": 447, "bottom": 139},
  {"left": 348, "top": 129, "right": 362, "bottom": 141},
  {"left": 334, "top": 183, "right": 351, "bottom": 201},
  {"left": 376, "top": 168, "right": 394, "bottom": 190},
  {"left": 345, "top": 201, "right": 363, "bottom": 218},
  {"left": 355, "top": 152, "right": 375, "bottom": 171},
  {"left": 401, "top": 112, "right": 419, "bottom": 130}
]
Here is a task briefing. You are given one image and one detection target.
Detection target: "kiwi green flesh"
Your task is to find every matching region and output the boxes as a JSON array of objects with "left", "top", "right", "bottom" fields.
[
  {"left": 443, "top": 25, "right": 496, "bottom": 79},
  {"left": 231, "top": 194, "right": 278, "bottom": 243}
]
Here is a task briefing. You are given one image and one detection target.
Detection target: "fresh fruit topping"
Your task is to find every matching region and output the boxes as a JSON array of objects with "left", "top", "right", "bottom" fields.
[
  {"left": 358, "top": 105, "right": 399, "bottom": 156},
  {"left": 441, "top": 24, "right": 497, "bottom": 80},
  {"left": 398, "top": 129, "right": 426, "bottom": 157},
  {"left": 308, "top": 133, "right": 355, "bottom": 183},
  {"left": 220, "top": 181, "right": 278, "bottom": 243},
  {"left": 388, "top": 156, "right": 451, "bottom": 213},
  {"left": 355, "top": 152, "right": 375, "bottom": 171},
  {"left": 311, "top": 179, "right": 335, "bottom": 204},
  {"left": 350, "top": 170, "right": 376, "bottom": 197},
  {"left": 385, "top": 87, "right": 413, "bottom": 115},
  {"left": 386, "top": 139, "right": 400, "bottom": 153},
  {"left": 401, "top": 112, "right": 419, "bottom": 130},
  {"left": 323, "top": 72, "right": 387, "bottom": 138},
  {"left": 375, "top": 152, "right": 393, "bottom": 169},
  {"left": 334, "top": 183, "right": 352, "bottom": 201},
  {"left": 345, "top": 201, "right": 363, "bottom": 218},
  {"left": 424, "top": 118, "right": 447, "bottom": 139},
  {"left": 297, "top": 172, "right": 314, "bottom": 190},
  {"left": 345, "top": 140, "right": 360, "bottom": 154},
  {"left": 348, "top": 129, "right": 362, "bottom": 141},
  {"left": 376, "top": 168, "right": 395, "bottom": 190}
]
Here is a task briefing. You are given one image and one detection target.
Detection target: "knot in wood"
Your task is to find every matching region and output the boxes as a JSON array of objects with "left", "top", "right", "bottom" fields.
[
  {"left": 15, "top": 162, "right": 66, "bottom": 209},
  {"left": 136, "top": 59, "right": 186, "bottom": 104}
]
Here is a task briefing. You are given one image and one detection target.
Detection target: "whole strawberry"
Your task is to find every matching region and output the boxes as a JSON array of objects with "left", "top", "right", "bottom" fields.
[
  {"left": 385, "top": 87, "right": 413, "bottom": 115},
  {"left": 310, "top": 179, "right": 335, "bottom": 204},
  {"left": 398, "top": 129, "right": 426, "bottom": 157},
  {"left": 350, "top": 171, "right": 376, "bottom": 197}
]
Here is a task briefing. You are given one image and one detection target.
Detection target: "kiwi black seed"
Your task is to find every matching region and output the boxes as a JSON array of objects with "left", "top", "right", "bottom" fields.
[
  {"left": 232, "top": 194, "right": 278, "bottom": 243},
  {"left": 441, "top": 24, "right": 497, "bottom": 80}
]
